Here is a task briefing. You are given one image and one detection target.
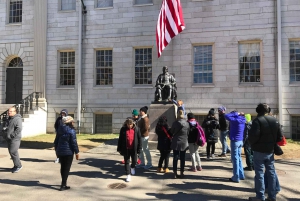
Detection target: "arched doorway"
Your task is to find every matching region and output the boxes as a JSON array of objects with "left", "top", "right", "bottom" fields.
[{"left": 6, "top": 57, "right": 23, "bottom": 104}]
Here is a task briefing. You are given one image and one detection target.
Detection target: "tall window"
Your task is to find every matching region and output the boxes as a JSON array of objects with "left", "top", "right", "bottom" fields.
[
  {"left": 59, "top": 51, "right": 75, "bottom": 86},
  {"left": 289, "top": 41, "right": 300, "bottom": 82},
  {"left": 95, "top": 114, "right": 112, "bottom": 133},
  {"left": 61, "top": 0, "right": 76, "bottom": 11},
  {"left": 135, "top": 48, "right": 152, "bottom": 85},
  {"left": 193, "top": 45, "right": 213, "bottom": 84},
  {"left": 239, "top": 43, "right": 261, "bottom": 83},
  {"left": 96, "top": 0, "right": 113, "bottom": 8},
  {"left": 194, "top": 114, "right": 206, "bottom": 124},
  {"left": 9, "top": 0, "right": 22, "bottom": 23},
  {"left": 291, "top": 116, "right": 300, "bottom": 140},
  {"left": 134, "top": 0, "right": 153, "bottom": 5},
  {"left": 96, "top": 50, "right": 113, "bottom": 86}
]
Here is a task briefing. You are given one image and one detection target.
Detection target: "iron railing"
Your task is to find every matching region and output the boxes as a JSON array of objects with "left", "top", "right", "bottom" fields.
[{"left": 0, "top": 92, "right": 42, "bottom": 126}]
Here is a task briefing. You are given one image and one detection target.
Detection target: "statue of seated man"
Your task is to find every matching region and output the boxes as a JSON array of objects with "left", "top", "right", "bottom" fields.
[{"left": 155, "top": 66, "right": 176, "bottom": 102}]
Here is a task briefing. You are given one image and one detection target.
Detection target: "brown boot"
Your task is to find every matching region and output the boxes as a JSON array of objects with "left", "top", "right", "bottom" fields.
[
  {"left": 157, "top": 168, "right": 163, "bottom": 173},
  {"left": 164, "top": 168, "right": 169, "bottom": 173}
]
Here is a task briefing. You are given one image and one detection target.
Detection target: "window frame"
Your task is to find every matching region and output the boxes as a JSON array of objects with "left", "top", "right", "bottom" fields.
[
  {"left": 58, "top": 0, "right": 76, "bottom": 12},
  {"left": 58, "top": 50, "right": 76, "bottom": 88},
  {"left": 94, "top": 48, "right": 113, "bottom": 87},
  {"left": 133, "top": 0, "right": 153, "bottom": 6},
  {"left": 238, "top": 41, "right": 263, "bottom": 85},
  {"left": 289, "top": 39, "right": 300, "bottom": 84},
  {"left": 192, "top": 43, "right": 215, "bottom": 86},
  {"left": 6, "top": 0, "right": 22, "bottom": 25},
  {"left": 94, "top": 0, "right": 113, "bottom": 9},
  {"left": 133, "top": 47, "right": 153, "bottom": 86}
]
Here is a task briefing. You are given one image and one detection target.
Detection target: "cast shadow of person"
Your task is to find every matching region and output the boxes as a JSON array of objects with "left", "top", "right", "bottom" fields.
[
  {"left": 0, "top": 179, "right": 58, "bottom": 190},
  {"left": 70, "top": 157, "right": 161, "bottom": 181}
]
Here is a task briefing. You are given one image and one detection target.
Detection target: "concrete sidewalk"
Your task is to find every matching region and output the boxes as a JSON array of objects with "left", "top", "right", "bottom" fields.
[{"left": 0, "top": 140, "right": 299, "bottom": 201}]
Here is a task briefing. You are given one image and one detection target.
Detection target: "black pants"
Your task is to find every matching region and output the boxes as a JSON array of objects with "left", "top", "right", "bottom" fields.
[
  {"left": 244, "top": 143, "right": 254, "bottom": 168},
  {"left": 123, "top": 149, "right": 137, "bottom": 175},
  {"left": 158, "top": 150, "right": 171, "bottom": 169},
  {"left": 206, "top": 142, "right": 215, "bottom": 157},
  {"left": 173, "top": 150, "right": 186, "bottom": 173},
  {"left": 58, "top": 155, "right": 74, "bottom": 186}
]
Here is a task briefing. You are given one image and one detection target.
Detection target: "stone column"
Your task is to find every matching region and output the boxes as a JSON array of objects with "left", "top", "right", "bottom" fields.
[{"left": 33, "top": 0, "right": 47, "bottom": 99}]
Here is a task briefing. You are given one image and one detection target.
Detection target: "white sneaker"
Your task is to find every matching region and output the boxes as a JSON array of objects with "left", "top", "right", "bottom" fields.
[
  {"left": 126, "top": 174, "right": 131, "bottom": 182},
  {"left": 54, "top": 158, "right": 59, "bottom": 163},
  {"left": 131, "top": 168, "right": 135, "bottom": 175}
]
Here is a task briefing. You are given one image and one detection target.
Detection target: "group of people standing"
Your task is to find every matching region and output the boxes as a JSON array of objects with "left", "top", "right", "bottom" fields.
[{"left": 117, "top": 102, "right": 283, "bottom": 201}]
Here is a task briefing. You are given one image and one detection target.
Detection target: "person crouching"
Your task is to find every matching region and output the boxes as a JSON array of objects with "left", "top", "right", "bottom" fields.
[{"left": 117, "top": 118, "right": 142, "bottom": 182}]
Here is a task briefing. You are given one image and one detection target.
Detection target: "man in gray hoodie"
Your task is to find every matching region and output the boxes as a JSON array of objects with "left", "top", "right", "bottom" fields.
[{"left": 3, "top": 107, "right": 23, "bottom": 173}]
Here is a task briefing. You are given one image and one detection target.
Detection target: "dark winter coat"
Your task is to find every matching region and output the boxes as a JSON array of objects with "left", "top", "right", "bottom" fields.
[
  {"left": 202, "top": 116, "right": 219, "bottom": 143},
  {"left": 3, "top": 114, "right": 22, "bottom": 140},
  {"left": 219, "top": 113, "right": 229, "bottom": 131},
  {"left": 243, "top": 122, "right": 252, "bottom": 147},
  {"left": 188, "top": 120, "right": 198, "bottom": 144},
  {"left": 54, "top": 124, "right": 79, "bottom": 156},
  {"left": 170, "top": 119, "right": 189, "bottom": 151},
  {"left": 155, "top": 124, "right": 172, "bottom": 151},
  {"left": 54, "top": 109, "right": 68, "bottom": 131},
  {"left": 249, "top": 115, "right": 283, "bottom": 153},
  {"left": 117, "top": 124, "right": 142, "bottom": 156}
]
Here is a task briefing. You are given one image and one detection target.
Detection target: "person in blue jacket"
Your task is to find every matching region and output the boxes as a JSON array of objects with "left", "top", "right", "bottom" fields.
[
  {"left": 225, "top": 111, "right": 246, "bottom": 183},
  {"left": 54, "top": 116, "right": 79, "bottom": 191}
]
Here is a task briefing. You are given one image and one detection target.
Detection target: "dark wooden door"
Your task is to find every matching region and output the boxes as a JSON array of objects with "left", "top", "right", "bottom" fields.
[{"left": 6, "top": 68, "right": 23, "bottom": 104}]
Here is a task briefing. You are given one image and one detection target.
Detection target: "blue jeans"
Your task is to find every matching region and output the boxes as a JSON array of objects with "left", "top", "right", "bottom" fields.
[
  {"left": 139, "top": 137, "right": 152, "bottom": 166},
  {"left": 265, "top": 171, "right": 280, "bottom": 192},
  {"left": 220, "top": 130, "right": 230, "bottom": 154},
  {"left": 253, "top": 151, "right": 277, "bottom": 200},
  {"left": 230, "top": 140, "right": 244, "bottom": 182}
]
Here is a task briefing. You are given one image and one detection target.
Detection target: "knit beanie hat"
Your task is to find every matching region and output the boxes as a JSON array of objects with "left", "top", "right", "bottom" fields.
[
  {"left": 140, "top": 106, "right": 148, "bottom": 114},
  {"left": 62, "top": 116, "right": 74, "bottom": 124},
  {"left": 187, "top": 113, "right": 195, "bottom": 120},
  {"left": 132, "top": 109, "right": 139, "bottom": 116},
  {"left": 218, "top": 106, "right": 226, "bottom": 112},
  {"left": 245, "top": 114, "right": 251, "bottom": 123},
  {"left": 208, "top": 108, "right": 215, "bottom": 115}
]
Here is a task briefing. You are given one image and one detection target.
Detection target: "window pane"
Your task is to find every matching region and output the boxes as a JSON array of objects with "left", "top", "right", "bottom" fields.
[
  {"left": 61, "top": 0, "right": 76, "bottom": 10},
  {"left": 95, "top": 114, "right": 112, "bottom": 133},
  {"left": 289, "top": 41, "right": 300, "bottom": 82},
  {"left": 9, "top": 1, "right": 22, "bottom": 23},
  {"left": 291, "top": 116, "right": 300, "bottom": 140},
  {"left": 134, "top": 0, "right": 153, "bottom": 5},
  {"left": 193, "top": 45, "right": 213, "bottom": 84},
  {"left": 97, "top": 0, "right": 113, "bottom": 8},
  {"left": 60, "top": 51, "right": 75, "bottom": 86},
  {"left": 96, "top": 50, "right": 113, "bottom": 85},
  {"left": 134, "top": 48, "right": 152, "bottom": 85},
  {"left": 239, "top": 43, "right": 260, "bottom": 83}
]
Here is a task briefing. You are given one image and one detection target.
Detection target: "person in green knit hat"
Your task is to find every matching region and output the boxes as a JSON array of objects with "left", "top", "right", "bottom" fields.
[{"left": 243, "top": 114, "right": 253, "bottom": 171}]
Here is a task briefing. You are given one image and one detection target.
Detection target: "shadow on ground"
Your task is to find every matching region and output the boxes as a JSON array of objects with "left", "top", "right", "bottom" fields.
[{"left": 0, "top": 179, "right": 59, "bottom": 190}]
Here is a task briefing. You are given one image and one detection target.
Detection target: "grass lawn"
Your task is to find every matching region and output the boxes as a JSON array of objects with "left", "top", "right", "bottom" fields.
[{"left": 21, "top": 134, "right": 119, "bottom": 152}]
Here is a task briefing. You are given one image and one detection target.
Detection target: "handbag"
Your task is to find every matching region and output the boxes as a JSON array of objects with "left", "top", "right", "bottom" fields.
[
  {"left": 274, "top": 144, "right": 283, "bottom": 156},
  {"left": 277, "top": 135, "right": 287, "bottom": 146}
]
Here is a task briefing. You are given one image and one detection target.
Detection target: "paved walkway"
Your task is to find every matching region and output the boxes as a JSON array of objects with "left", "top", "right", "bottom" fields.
[{"left": 0, "top": 140, "right": 299, "bottom": 201}]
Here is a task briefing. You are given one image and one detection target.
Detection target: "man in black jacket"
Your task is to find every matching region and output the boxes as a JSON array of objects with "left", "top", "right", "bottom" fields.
[
  {"left": 248, "top": 103, "right": 283, "bottom": 201},
  {"left": 218, "top": 106, "right": 230, "bottom": 157}
]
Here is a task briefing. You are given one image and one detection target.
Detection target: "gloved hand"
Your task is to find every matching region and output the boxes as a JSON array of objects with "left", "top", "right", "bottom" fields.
[
  {"left": 75, "top": 154, "right": 79, "bottom": 160},
  {"left": 206, "top": 121, "right": 211, "bottom": 125}
]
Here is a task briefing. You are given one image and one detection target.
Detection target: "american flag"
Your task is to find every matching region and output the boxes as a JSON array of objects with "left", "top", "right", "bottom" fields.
[{"left": 156, "top": 0, "right": 185, "bottom": 58}]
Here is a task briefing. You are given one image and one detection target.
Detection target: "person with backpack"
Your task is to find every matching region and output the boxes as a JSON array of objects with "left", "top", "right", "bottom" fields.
[
  {"left": 187, "top": 113, "right": 203, "bottom": 172},
  {"left": 202, "top": 108, "right": 219, "bottom": 159},
  {"left": 155, "top": 116, "right": 172, "bottom": 173}
]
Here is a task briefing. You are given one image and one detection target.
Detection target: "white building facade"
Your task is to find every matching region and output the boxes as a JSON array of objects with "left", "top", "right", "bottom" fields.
[{"left": 0, "top": 0, "right": 300, "bottom": 139}]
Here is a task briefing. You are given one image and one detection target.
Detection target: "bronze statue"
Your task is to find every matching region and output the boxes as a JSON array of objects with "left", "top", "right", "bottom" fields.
[{"left": 154, "top": 66, "right": 177, "bottom": 102}]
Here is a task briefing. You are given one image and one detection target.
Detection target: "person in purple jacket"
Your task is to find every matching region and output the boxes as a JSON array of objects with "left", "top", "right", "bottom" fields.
[{"left": 225, "top": 111, "right": 246, "bottom": 183}]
